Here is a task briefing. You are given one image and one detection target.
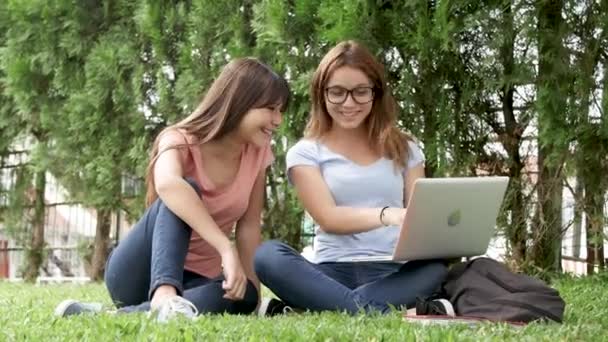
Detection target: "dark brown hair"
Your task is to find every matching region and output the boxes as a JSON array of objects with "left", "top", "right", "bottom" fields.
[{"left": 145, "top": 58, "right": 289, "bottom": 205}]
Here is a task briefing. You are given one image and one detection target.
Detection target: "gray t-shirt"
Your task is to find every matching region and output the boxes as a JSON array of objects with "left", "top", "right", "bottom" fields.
[{"left": 286, "top": 139, "right": 425, "bottom": 263}]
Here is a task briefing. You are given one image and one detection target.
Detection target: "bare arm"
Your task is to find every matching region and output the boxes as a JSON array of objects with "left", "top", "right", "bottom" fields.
[
  {"left": 154, "top": 147, "right": 248, "bottom": 300},
  {"left": 291, "top": 160, "right": 426, "bottom": 235},
  {"left": 404, "top": 163, "right": 426, "bottom": 207},
  {"left": 235, "top": 169, "right": 265, "bottom": 291},
  {"left": 290, "top": 165, "right": 393, "bottom": 235},
  {"left": 154, "top": 148, "right": 232, "bottom": 255}
]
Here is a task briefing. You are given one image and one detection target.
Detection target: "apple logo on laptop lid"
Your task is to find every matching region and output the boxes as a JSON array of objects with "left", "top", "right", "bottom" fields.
[{"left": 447, "top": 209, "right": 461, "bottom": 227}]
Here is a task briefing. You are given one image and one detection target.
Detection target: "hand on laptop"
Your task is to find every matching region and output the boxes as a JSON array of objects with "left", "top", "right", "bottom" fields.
[{"left": 383, "top": 208, "right": 407, "bottom": 227}]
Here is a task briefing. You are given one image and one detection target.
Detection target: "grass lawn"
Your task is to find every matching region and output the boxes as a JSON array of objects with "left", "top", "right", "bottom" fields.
[{"left": 1, "top": 274, "right": 607, "bottom": 341}]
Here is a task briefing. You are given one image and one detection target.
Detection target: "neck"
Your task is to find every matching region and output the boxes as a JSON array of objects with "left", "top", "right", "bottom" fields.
[
  {"left": 204, "top": 132, "right": 245, "bottom": 160},
  {"left": 326, "top": 124, "right": 369, "bottom": 146}
]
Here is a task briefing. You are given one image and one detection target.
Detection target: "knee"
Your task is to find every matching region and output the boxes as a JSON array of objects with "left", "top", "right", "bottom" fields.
[
  {"left": 435, "top": 261, "right": 448, "bottom": 277},
  {"left": 104, "top": 273, "right": 133, "bottom": 308},
  {"left": 405, "top": 260, "right": 448, "bottom": 282},
  {"left": 104, "top": 258, "right": 121, "bottom": 305},
  {"left": 254, "top": 240, "right": 289, "bottom": 276},
  {"left": 423, "top": 261, "right": 449, "bottom": 284},
  {"left": 183, "top": 177, "right": 202, "bottom": 196}
]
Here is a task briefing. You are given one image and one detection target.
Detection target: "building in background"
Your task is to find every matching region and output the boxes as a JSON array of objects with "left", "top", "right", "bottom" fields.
[{"left": 0, "top": 146, "right": 133, "bottom": 281}]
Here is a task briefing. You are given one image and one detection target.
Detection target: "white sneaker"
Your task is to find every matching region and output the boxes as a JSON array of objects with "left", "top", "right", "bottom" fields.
[
  {"left": 257, "top": 297, "right": 294, "bottom": 316},
  {"left": 415, "top": 297, "right": 456, "bottom": 317},
  {"left": 54, "top": 299, "right": 103, "bottom": 317},
  {"left": 151, "top": 296, "right": 198, "bottom": 323}
]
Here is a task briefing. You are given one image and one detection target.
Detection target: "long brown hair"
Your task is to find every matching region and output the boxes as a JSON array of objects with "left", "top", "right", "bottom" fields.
[
  {"left": 307, "top": 41, "right": 409, "bottom": 167},
  {"left": 145, "top": 58, "right": 290, "bottom": 205}
]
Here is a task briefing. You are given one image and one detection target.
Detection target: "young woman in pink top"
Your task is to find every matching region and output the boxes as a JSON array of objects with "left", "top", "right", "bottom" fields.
[{"left": 55, "top": 58, "right": 289, "bottom": 322}]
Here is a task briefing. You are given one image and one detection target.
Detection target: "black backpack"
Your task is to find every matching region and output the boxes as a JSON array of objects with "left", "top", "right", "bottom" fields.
[{"left": 428, "top": 257, "right": 566, "bottom": 323}]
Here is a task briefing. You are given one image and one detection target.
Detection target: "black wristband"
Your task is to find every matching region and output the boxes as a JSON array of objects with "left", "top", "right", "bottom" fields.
[{"left": 379, "top": 206, "right": 390, "bottom": 226}]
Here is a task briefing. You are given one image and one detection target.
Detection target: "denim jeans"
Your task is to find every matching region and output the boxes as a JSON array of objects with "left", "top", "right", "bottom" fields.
[
  {"left": 104, "top": 178, "right": 258, "bottom": 314},
  {"left": 254, "top": 240, "right": 447, "bottom": 314}
]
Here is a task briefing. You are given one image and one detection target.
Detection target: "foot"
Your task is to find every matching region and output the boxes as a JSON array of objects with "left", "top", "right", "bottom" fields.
[
  {"left": 54, "top": 299, "right": 104, "bottom": 317},
  {"left": 415, "top": 297, "right": 456, "bottom": 317},
  {"left": 257, "top": 297, "right": 294, "bottom": 317},
  {"left": 150, "top": 285, "right": 178, "bottom": 309},
  {"left": 150, "top": 296, "right": 198, "bottom": 323}
]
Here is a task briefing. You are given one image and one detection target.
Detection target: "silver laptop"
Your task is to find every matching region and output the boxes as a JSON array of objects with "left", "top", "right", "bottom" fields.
[{"left": 338, "top": 176, "right": 509, "bottom": 262}]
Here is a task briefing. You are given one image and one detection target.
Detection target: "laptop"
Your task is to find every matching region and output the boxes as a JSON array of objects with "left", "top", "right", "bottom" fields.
[{"left": 338, "top": 176, "right": 509, "bottom": 262}]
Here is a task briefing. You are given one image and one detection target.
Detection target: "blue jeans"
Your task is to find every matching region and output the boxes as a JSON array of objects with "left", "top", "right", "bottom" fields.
[
  {"left": 254, "top": 240, "right": 447, "bottom": 314},
  {"left": 104, "top": 179, "right": 258, "bottom": 314}
]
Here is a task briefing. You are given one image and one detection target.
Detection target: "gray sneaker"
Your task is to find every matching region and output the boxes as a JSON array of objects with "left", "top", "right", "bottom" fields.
[
  {"left": 54, "top": 299, "right": 104, "bottom": 317},
  {"left": 151, "top": 296, "right": 198, "bottom": 323}
]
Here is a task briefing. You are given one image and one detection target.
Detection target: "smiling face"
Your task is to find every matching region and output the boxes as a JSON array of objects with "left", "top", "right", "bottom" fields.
[
  {"left": 324, "top": 66, "right": 374, "bottom": 131},
  {"left": 235, "top": 104, "right": 283, "bottom": 147}
]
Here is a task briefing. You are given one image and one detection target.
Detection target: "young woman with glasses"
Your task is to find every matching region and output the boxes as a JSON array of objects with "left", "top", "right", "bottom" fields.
[{"left": 254, "top": 41, "right": 448, "bottom": 316}]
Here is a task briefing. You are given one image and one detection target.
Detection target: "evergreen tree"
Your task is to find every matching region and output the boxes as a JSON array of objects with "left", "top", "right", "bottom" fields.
[
  {"left": 252, "top": 0, "right": 324, "bottom": 248},
  {"left": 567, "top": 0, "right": 608, "bottom": 273},
  {"left": 50, "top": 0, "right": 146, "bottom": 280},
  {"left": 1, "top": 0, "right": 60, "bottom": 281},
  {"left": 533, "top": 0, "right": 570, "bottom": 272},
  {"left": 2, "top": 0, "right": 606, "bottom": 276}
]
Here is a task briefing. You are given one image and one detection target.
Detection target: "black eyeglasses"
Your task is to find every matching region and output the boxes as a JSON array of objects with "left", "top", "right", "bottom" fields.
[{"left": 325, "top": 86, "right": 375, "bottom": 105}]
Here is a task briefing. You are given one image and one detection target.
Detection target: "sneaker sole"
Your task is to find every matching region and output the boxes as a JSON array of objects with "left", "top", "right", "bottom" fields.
[{"left": 435, "top": 299, "right": 456, "bottom": 317}]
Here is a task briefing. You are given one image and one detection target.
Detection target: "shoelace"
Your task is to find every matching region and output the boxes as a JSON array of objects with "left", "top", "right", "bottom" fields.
[
  {"left": 152, "top": 296, "right": 199, "bottom": 323},
  {"left": 167, "top": 297, "right": 199, "bottom": 317}
]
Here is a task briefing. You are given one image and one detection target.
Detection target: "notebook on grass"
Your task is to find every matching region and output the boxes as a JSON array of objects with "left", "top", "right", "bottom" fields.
[{"left": 403, "top": 314, "right": 526, "bottom": 328}]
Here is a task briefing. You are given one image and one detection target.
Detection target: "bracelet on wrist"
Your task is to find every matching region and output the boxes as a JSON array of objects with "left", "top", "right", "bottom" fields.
[{"left": 379, "top": 206, "right": 390, "bottom": 226}]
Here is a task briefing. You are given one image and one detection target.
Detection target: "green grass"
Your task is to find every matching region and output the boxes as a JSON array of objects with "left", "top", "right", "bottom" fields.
[{"left": 1, "top": 275, "right": 607, "bottom": 341}]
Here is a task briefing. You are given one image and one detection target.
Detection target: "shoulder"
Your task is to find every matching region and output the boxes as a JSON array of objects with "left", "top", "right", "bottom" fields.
[
  {"left": 158, "top": 128, "right": 194, "bottom": 149},
  {"left": 153, "top": 128, "right": 196, "bottom": 171},
  {"left": 404, "top": 137, "right": 425, "bottom": 169},
  {"left": 405, "top": 139, "right": 423, "bottom": 157},
  {"left": 285, "top": 139, "right": 323, "bottom": 185},
  {"left": 286, "top": 139, "right": 320, "bottom": 165},
  {"left": 287, "top": 139, "right": 318, "bottom": 155}
]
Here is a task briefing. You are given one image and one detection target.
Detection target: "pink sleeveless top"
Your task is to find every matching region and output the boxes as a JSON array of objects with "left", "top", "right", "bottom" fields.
[{"left": 157, "top": 129, "right": 273, "bottom": 278}]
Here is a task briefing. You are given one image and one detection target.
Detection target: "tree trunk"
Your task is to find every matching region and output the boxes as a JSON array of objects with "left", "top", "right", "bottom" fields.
[
  {"left": 532, "top": 0, "right": 567, "bottom": 272},
  {"left": 418, "top": 2, "right": 438, "bottom": 178},
  {"left": 585, "top": 187, "right": 605, "bottom": 274},
  {"left": 89, "top": 208, "right": 112, "bottom": 281},
  {"left": 569, "top": 1, "right": 606, "bottom": 274},
  {"left": 23, "top": 169, "right": 46, "bottom": 282},
  {"left": 500, "top": 0, "right": 527, "bottom": 265},
  {"left": 240, "top": 0, "right": 256, "bottom": 51},
  {"left": 583, "top": 153, "right": 607, "bottom": 273},
  {"left": 507, "top": 177, "right": 527, "bottom": 263},
  {"left": 532, "top": 146, "right": 564, "bottom": 272},
  {"left": 572, "top": 179, "right": 583, "bottom": 258}
]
